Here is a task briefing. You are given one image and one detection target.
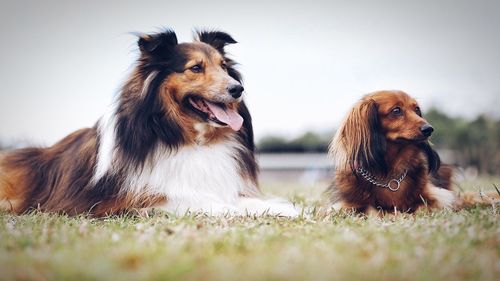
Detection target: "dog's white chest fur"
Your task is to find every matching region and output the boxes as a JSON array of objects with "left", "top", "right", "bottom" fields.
[
  {"left": 126, "top": 140, "right": 249, "bottom": 213},
  {"left": 123, "top": 141, "right": 298, "bottom": 217},
  {"left": 94, "top": 111, "right": 298, "bottom": 217}
]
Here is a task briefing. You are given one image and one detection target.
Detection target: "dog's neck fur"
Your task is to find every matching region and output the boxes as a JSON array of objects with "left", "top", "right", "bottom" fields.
[
  {"left": 193, "top": 123, "right": 235, "bottom": 145},
  {"left": 334, "top": 143, "right": 430, "bottom": 212},
  {"left": 367, "top": 144, "right": 428, "bottom": 211},
  {"left": 382, "top": 143, "right": 423, "bottom": 175}
]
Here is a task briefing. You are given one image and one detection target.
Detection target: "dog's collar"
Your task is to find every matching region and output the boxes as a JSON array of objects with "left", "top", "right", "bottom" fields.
[{"left": 355, "top": 167, "right": 408, "bottom": 192}]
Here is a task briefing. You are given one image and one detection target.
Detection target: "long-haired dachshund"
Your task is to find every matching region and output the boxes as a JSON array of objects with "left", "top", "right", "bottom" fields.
[{"left": 327, "top": 90, "right": 457, "bottom": 214}]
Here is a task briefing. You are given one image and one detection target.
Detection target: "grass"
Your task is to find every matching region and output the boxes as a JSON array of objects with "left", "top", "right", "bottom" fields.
[{"left": 0, "top": 179, "right": 499, "bottom": 281}]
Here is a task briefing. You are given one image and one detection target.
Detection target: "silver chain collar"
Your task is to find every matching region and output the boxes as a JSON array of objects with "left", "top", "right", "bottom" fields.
[{"left": 355, "top": 167, "right": 408, "bottom": 192}]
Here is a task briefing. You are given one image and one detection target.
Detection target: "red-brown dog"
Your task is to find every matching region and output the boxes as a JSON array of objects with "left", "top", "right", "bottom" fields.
[{"left": 327, "top": 90, "right": 456, "bottom": 214}]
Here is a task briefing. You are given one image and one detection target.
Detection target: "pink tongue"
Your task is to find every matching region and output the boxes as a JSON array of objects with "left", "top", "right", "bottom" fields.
[{"left": 205, "top": 101, "right": 244, "bottom": 131}]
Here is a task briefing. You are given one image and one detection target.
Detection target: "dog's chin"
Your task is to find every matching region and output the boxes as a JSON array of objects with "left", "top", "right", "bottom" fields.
[
  {"left": 182, "top": 94, "right": 244, "bottom": 131},
  {"left": 207, "top": 120, "right": 226, "bottom": 128},
  {"left": 391, "top": 135, "right": 429, "bottom": 144}
]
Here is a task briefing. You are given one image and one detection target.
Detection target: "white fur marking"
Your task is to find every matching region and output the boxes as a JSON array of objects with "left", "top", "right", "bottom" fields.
[
  {"left": 331, "top": 201, "right": 345, "bottom": 212},
  {"left": 92, "top": 71, "right": 159, "bottom": 183},
  {"left": 125, "top": 139, "right": 245, "bottom": 214},
  {"left": 427, "top": 185, "right": 456, "bottom": 209},
  {"left": 92, "top": 103, "right": 118, "bottom": 183},
  {"left": 194, "top": 123, "right": 208, "bottom": 144},
  {"left": 140, "top": 71, "right": 159, "bottom": 97},
  {"left": 236, "top": 197, "right": 299, "bottom": 217},
  {"left": 0, "top": 200, "right": 12, "bottom": 211}
]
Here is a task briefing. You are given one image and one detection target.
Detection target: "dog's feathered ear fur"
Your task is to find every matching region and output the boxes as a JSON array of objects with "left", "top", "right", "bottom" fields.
[
  {"left": 330, "top": 98, "right": 387, "bottom": 175},
  {"left": 138, "top": 30, "right": 178, "bottom": 59},
  {"left": 418, "top": 141, "right": 441, "bottom": 173},
  {"left": 197, "top": 30, "right": 237, "bottom": 54}
]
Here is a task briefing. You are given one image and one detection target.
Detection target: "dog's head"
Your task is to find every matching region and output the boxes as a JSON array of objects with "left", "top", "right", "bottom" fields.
[
  {"left": 331, "top": 90, "right": 439, "bottom": 175},
  {"left": 115, "top": 29, "right": 255, "bottom": 163},
  {"left": 369, "top": 90, "right": 433, "bottom": 143},
  {"left": 137, "top": 30, "right": 245, "bottom": 131}
]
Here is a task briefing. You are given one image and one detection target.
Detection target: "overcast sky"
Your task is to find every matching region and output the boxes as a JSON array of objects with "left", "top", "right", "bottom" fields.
[{"left": 0, "top": 0, "right": 499, "bottom": 145}]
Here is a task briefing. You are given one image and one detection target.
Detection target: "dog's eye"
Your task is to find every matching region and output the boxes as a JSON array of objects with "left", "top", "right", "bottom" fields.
[
  {"left": 415, "top": 107, "right": 422, "bottom": 116},
  {"left": 189, "top": 64, "right": 203, "bottom": 73},
  {"left": 391, "top": 107, "right": 402, "bottom": 116},
  {"left": 221, "top": 62, "right": 227, "bottom": 71}
]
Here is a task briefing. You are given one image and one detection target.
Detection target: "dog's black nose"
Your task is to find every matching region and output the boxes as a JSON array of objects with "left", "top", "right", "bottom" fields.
[
  {"left": 228, "top": 84, "right": 244, "bottom": 99},
  {"left": 420, "top": 124, "right": 434, "bottom": 137}
]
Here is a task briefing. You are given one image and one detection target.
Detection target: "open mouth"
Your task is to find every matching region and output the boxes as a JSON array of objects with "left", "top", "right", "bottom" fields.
[{"left": 185, "top": 95, "right": 244, "bottom": 131}]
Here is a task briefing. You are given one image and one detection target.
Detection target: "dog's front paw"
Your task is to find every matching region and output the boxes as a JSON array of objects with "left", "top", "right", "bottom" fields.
[{"left": 237, "top": 197, "right": 300, "bottom": 218}]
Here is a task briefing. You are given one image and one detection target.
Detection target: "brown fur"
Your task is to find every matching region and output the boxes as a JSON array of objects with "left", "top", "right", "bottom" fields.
[
  {"left": 0, "top": 129, "right": 169, "bottom": 216},
  {"left": 455, "top": 190, "right": 500, "bottom": 207},
  {"left": 328, "top": 90, "right": 455, "bottom": 214}
]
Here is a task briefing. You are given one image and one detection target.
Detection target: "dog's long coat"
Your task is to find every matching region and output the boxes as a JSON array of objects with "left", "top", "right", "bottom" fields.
[{"left": 0, "top": 30, "right": 298, "bottom": 217}]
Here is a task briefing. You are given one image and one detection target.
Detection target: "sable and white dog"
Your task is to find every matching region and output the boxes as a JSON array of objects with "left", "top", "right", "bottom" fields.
[{"left": 0, "top": 29, "right": 298, "bottom": 217}]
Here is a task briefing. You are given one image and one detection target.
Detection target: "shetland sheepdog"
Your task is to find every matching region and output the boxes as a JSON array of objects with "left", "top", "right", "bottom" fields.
[{"left": 0, "top": 29, "right": 298, "bottom": 217}]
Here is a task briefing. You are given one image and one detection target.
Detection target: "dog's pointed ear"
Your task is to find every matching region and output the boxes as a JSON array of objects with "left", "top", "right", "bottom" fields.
[
  {"left": 335, "top": 98, "right": 387, "bottom": 175},
  {"left": 196, "top": 30, "right": 242, "bottom": 83},
  {"left": 418, "top": 141, "right": 441, "bottom": 173},
  {"left": 138, "top": 30, "right": 178, "bottom": 57},
  {"left": 197, "top": 30, "right": 237, "bottom": 54}
]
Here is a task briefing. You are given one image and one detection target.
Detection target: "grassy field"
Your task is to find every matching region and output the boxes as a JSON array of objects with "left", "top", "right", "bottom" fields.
[{"left": 0, "top": 178, "right": 499, "bottom": 281}]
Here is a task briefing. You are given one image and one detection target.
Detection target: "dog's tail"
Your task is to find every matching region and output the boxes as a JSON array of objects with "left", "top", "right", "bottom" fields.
[
  {"left": 454, "top": 187, "right": 500, "bottom": 208},
  {"left": 431, "top": 164, "right": 454, "bottom": 190},
  {"left": 432, "top": 165, "right": 500, "bottom": 208}
]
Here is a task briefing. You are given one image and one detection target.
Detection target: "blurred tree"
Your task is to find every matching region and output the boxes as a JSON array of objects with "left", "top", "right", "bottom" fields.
[
  {"left": 258, "top": 136, "right": 290, "bottom": 153},
  {"left": 257, "top": 131, "right": 332, "bottom": 153},
  {"left": 426, "top": 108, "right": 499, "bottom": 175},
  {"left": 289, "top": 132, "right": 329, "bottom": 152}
]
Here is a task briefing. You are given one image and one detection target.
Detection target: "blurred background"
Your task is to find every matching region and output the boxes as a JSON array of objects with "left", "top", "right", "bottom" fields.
[{"left": 0, "top": 0, "right": 499, "bottom": 188}]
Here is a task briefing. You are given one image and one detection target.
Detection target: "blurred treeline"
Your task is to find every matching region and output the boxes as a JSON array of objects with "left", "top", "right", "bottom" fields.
[
  {"left": 425, "top": 108, "right": 499, "bottom": 175},
  {"left": 257, "top": 108, "right": 500, "bottom": 175},
  {"left": 258, "top": 131, "right": 333, "bottom": 153}
]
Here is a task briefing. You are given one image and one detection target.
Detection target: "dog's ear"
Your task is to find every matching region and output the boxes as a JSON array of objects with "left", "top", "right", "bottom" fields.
[
  {"left": 236, "top": 102, "right": 255, "bottom": 152},
  {"left": 225, "top": 57, "right": 243, "bottom": 83},
  {"left": 418, "top": 141, "right": 441, "bottom": 173},
  {"left": 196, "top": 30, "right": 242, "bottom": 83},
  {"left": 334, "top": 99, "right": 387, "bottom": 175},
  {"left": 138, "top": 30, "right": 178, "bottom": 58},
  {"left": 197, "top": 30, "right": 237, "bottom": 54},
  {"left": 234, "top": 102, "right": 258, "bottom": 184},
  {"left": 363, "top": 100, "right": 388, "bottom": 175}
]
